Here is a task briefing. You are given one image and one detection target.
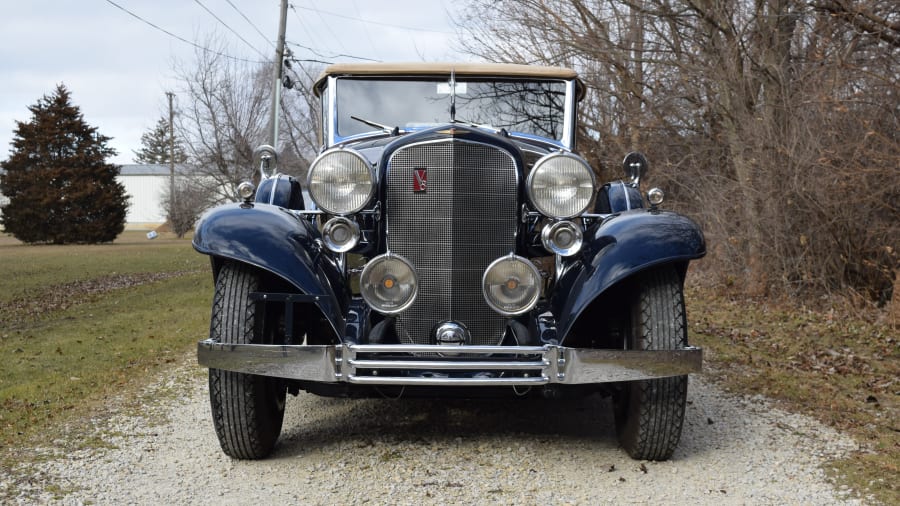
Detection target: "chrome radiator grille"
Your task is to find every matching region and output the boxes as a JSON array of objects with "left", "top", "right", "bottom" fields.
[{"left": 386, "top": 139, "right": 518, "bottom": 346}]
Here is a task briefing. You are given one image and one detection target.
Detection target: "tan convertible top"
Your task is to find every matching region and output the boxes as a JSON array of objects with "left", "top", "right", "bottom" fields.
[{"left": 313, "top": 62, "right": 583, "bottom": 98}]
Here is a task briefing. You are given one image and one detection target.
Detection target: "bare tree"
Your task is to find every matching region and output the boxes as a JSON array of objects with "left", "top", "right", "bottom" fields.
[
  {"left": 172, "top": 37, "right": 321, "bottom": 204},
  {"left": 160, "top": 174, "right": 218, "bottom": 238},
  {"left": 457, "top": 0, "right": 899, "bottom": 302}
]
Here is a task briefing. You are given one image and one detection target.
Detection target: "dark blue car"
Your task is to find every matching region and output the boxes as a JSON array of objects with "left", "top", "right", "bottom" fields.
[{"left": 194, "top": 63, "right": 706, "bottom": 461}]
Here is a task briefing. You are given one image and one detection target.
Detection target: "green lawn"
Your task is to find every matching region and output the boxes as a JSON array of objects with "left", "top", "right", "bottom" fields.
[{"left": 0, "top": 232, "right": 211, "bottom": 456}]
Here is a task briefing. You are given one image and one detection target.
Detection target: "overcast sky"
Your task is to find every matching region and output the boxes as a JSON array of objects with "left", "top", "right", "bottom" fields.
[{"left": 0, "top": 0, "right": 470, "bottom": 164}]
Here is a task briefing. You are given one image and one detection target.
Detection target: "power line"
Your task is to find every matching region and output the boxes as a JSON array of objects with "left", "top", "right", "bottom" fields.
[
  {"left": 192, "top": 0, "right": 267, "bottom": 59},
  {"left": 223, "top": 0, "right": 276, "bottom": 50},
  {"left": 287, "top": 3, "right": 379, "bottom": 63},
  {"left": 103, "top": 0, "right": 266, "bottom": 64},
  {"left": 293, "top": 3, "right": 455, "bottom": 34},
  {"left": 298, "top": 1, "right": 349, "bottom": 54},
  {"left": 351, "top": 0, "right": 381, "bottom": 61},
  {"left": 285, "top": 41, "right": 380, "bottom": 62}
]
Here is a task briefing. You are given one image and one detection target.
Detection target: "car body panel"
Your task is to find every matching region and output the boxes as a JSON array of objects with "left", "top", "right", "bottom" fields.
[
  {"left": 553, "top": 210, "right": 706, "bottom": 342},
  {"left": 193, "top": 203, "right": 347, "bottom": 338}
]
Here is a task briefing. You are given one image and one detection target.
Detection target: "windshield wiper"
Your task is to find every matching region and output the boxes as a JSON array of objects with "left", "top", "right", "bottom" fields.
[{"left": 350, "top": 115, "right": 403, "bottom": 136}]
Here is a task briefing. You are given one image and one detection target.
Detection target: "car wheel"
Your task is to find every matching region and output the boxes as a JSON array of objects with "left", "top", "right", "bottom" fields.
[
  {"left": 613, "top": 267, "right": 688, "bottom": 461},
  {"left": 208, "top": 261, "right": 286, "bottom": 459}
]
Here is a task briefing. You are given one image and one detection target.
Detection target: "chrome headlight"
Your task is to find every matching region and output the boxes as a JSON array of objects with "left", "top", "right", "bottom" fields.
[
  {"left": 307, "top": 148, "right": 375, "bottom": 215},
  {"left": 360, "top": 253, "right": 418, "bottom": 314},
  {"left": 482, "top": 254, "right": 542, "bottom": 316},
  {"left": 526, "top": 152, "right": 596, "bottom": 218}
]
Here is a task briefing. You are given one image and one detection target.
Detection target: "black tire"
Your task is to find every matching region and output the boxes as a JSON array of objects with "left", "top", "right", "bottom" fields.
[
  {"left": 208, "top": 262, "right": 286, "bottom": 459},
  {"left": 614, "top": 267, "right": 688, "bottom": 461}
]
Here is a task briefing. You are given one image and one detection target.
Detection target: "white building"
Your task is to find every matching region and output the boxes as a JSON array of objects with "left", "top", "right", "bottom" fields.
[{"left": 118, "top": 164, "right": 191, "bottom": 230}]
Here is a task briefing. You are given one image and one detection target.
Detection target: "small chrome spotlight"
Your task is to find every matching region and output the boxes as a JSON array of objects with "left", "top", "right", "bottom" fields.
[
  {"left": 541, "top": 220, "right": 583, "bottom": 257},
  {"left": 647, "top": 187, "right": 665, "bottom": 206},
  {"left": 322, "top": 216, "right": 360, "bottom": 253},
  {"left": 237, "top": 181, "right": 256, "bottom": 202}
]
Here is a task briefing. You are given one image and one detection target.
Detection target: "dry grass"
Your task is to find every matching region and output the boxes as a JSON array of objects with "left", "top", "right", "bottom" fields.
[{"left": 687, "top": 285, "right": 898, "bottom": 504}]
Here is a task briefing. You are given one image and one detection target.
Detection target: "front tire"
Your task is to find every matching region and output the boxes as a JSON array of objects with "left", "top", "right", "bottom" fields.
[
  {"left": 208, "top": 262, "right": 286, "bottom": 459},
  {"left": 614, "top": 267, "right": 689, "bottom": 461}
]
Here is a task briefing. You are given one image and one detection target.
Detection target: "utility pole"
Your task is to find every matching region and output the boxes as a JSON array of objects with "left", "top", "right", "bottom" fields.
[
  {"left": 166, "top": 91, "right": 176, "bottom": 212},
  {"left": 267, "top": 0, "right": 289, "bottom": 149}
]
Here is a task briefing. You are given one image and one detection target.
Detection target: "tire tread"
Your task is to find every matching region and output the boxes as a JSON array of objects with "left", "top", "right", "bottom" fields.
[
  {"left": 208, "top": 262, "right": 285, "bottom": 459},
  {"left": 616, "top": 267, "right": 689, "bottom": 461}
]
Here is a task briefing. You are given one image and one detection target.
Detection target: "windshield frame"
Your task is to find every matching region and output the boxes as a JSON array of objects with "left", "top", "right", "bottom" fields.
[{"left": 322, "top": 74, "right": 578, "bottom": 150}]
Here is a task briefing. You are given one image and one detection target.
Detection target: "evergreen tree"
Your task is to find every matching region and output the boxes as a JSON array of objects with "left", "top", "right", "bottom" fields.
[
  {"left": 0, "top": 84, "right": 129, "bottom": 244},
  {"left": 133, "top": 117, "right": 187, "bottom": 164}
]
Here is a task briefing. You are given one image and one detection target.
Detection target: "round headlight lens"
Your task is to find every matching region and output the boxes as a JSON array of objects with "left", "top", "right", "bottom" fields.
[
  {"left": 526, "top": 153, "right": 596, "bottom": 218},
  {"left": 307, "top": 148, "right": 374, "bottom": 215},
  {"left": 482, "top": 254, "right": 542, "bottom": 316},
  {"left": 360, "top": 254, "right": 418, "bottom": 314}
]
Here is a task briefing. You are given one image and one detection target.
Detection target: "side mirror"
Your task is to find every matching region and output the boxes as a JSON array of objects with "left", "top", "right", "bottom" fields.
[
  {"left": 254, "top": 144, "right": 279, "bottom": 179},
  {"left": 622, "top": 152, "right": 648, "bottom": 187}
]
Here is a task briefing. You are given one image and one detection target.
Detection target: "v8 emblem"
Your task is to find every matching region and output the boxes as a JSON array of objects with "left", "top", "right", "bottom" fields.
[{"left": 413, "top": 168, "right": 427, "bottom": 192}]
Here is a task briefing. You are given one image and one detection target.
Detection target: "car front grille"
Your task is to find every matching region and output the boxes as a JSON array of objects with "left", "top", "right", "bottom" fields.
[{"left": 386, "top": 138, "right": 518, "bottom": 346}]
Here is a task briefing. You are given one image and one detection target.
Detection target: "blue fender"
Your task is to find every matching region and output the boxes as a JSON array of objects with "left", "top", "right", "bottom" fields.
[
  {"left": 554, "top": 209, "right": 705, "bottom": 342},
  {"left": 193, "top": 203, "right": 347, "bottom": 338}
]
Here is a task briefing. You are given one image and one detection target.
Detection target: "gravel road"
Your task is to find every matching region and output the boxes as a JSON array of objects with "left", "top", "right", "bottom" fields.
[{"left": 5, "top": 359, "right": 866, "bottom": 505}]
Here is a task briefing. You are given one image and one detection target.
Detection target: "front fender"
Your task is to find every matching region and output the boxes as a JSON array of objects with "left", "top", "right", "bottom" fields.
[
  {"left": 554, "top": 210, "right": 706, "bottom": 342},
  {"left": 193, "top": 203, "right": 347, "bottom": 337}
]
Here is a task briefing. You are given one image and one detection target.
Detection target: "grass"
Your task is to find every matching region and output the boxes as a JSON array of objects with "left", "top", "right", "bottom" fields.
[
  {"left": 687, "top": 285, "right": 898, "bottom": 504},
  {"left": 0, "top": 232, "right": 211, "bottom": 484},
  {"left": 0, "top": 231, "right": 204, "bottom": 304}
]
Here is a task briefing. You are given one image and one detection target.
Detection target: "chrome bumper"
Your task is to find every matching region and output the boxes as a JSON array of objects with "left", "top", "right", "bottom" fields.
[{"left": 197, "top": 340, "right": 702, "bottom": 386}]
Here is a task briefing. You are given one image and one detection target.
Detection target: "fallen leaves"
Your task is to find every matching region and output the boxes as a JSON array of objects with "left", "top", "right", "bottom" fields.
[{"left": 0, "top": 272, "right": 188, "bottom": 329}]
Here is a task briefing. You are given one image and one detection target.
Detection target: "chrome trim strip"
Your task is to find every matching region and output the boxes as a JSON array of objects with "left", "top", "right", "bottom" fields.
[
  {"left": 347, "top": 359, "right": 547, "bottom": 370},
  {"left": 198, "top": 340, "right": 702, "bottom": 385},
  {"left": 347, "top": 344, "right": 544, "bottom": 354},
  {"left": 562, "top": 79, "right": 576, "bottom": 150},
  {"left": 347, "top": 376, "right": 549, "bottom": 386}
]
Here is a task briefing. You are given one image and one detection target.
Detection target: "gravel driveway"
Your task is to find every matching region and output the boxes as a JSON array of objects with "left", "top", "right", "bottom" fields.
[{"left": 5, "top": 359, "right": 865, "bottom": 505}]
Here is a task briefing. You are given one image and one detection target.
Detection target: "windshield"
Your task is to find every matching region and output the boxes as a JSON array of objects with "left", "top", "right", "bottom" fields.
[{"left": 335, "top": 77, "right": 567, "bottom": 141}]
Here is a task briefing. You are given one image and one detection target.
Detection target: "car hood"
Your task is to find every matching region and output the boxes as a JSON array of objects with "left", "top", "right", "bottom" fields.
[{"left": 333, "top": 124, "right": 561, "bottom": 170}]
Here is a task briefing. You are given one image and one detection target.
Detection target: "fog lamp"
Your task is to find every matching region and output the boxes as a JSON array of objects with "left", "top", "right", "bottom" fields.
[
  {"left": 541, "top": 220, "right": 583, "bottom": 257},
  {"left": 360, "top": 253, "right": 418, "bottom": 314},
  {"left": 482, "top": 254, "right": 542, "bottom": 316},
  {"left": 322, "top": 216, "right": 360, "bottom": 253}
]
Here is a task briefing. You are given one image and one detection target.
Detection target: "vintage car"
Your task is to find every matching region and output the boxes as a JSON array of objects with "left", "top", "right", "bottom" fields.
[{"left": 193, "top": 63, "right": 706, "bottom": 461}]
